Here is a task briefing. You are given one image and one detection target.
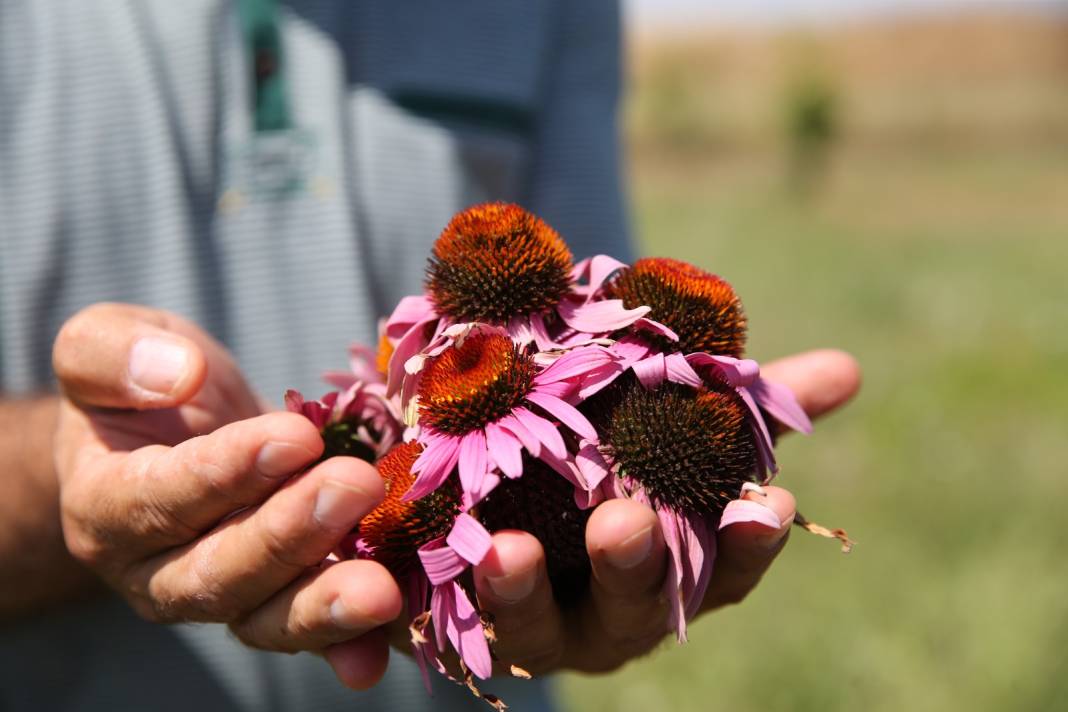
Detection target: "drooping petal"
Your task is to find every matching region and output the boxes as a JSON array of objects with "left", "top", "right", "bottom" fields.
[
  {"left": 632, "top": 353, "right": 667, "bottom": 389},
  {"left": 576, "top": 442, "right": 612, "bottom": 491},
  {"left": 737, "top": 386, "right": 778, "bottom": 475},
  {"left": 462, "top": 472, "right": 500, "bottom": 510},
  {"left": 458, "top": 429, "right": 489, "bottom": 498},
  {"left": 663, "top": 352, "right": 704, "bottom": 388},
  {"left": 679, "top": 514, "right": 715, "bottom": 623},
  {"left": 634, "top": 317, "right": 679, "bottom": 341},
  {"left": 387, "top": 317, "right": 436, "bottom": 396},
  {"left": 557, "top": 298, "right": 650, "bottom": 334},
  {"left": 575, "top": 360, "right": 626, "bottom": 400},
  {"left": 440, "top": 581, "right": 493, "bottom": 679},
  {"left": 583, "top": 254, "right": 629, "bottom": 296},
  {"left": 419, "top": 539, "right": 469, "bottom": 586},
  {"left": 750, "top": 377, "right": 813, "bottom": 435},
  {"left": 386, "top": 295, "right": 437, "bottom": 338},
  {"left": 685, "top": 353, "right": 760, "bottom": 387},
  {"left": 406, "top": 434, "right": 461, "bottom": 501},
  {"left": 485, "top": 422, "right": 523, "bottom": 479},
  {"left": 445, "top": 513, "right": 493, "bottom": 566},
  {"left": 499, "top": 412, "right": 541, "bottom": 458},
  {"left": 525, "top": 390, "right": 598, "bottom": 441},
  {"left": 513, "top": 407, "right": 567, "bottom": 460},
  {"left": 656, "top": 505, "right": 688, "bottom": 643},
  {"left": 719, "top": 498, "right": 783, "bottom": 531},
  {"left": 611, "top": 335, "right": 653, "bottom": 369},
  {"left": 533, "top": 345, "right": 616, "bottom": 386}
]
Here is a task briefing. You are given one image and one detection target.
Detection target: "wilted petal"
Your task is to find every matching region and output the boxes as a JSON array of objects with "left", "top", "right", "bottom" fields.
[
  {"left": 525, "top": 391, "right": 598, "bottom": 441},
  {"left": 576, "top": 442, "right": 612, "bottom": 490},
  {"left": 632, "top": 353, "right": 667, "bottom": 388},
  {"left": 679, "top": 514, "right": 715, "bottom": 622},
  {"left": 664, "top": 352, "right": 703, "bottom": 388},
  {"left": 686, "top": 353, "right": 760, "bottom": 387},
  {"left": 386, "top": 295, "right": 437, "bottom": 338},
  {"left": 419, "top": 538, "right": 468, "bottom": 586},
  {"left": 751, "top": 377, "right": 813, "bottom": 435},
  {"left": 656, "top": 506, "right": 688, "bottom": 643},
  {"left": 388, "top": 317, "right": 435, "bottom": 396},
  {"left": 446, "top": 513, "right": 493, "bottom": 566},
  {"left": 444, "top": 581, "right": 493, "bottom": 679},
  {"left": 737, "top": 386, "right": 777, "bottom": 475},
  {"left": 612, "top": 336, "right": 652, "bottom": 369},
  {"left": 634, "top": 317, "right": 679, "bottom": 341},
  {"left": 533, "top": 345, "right": 615, "bottom": 386},
  {"left": 586, "top": 255, "right": 628, "bottom": 294},
  {"left": 558, "top": 299, "right": 650, "bottom": 334}
]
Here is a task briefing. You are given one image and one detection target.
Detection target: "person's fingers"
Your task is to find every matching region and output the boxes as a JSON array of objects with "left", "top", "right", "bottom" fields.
[
  {"left": 761, "top": 349, "right": 861, "bottom": 421},
  {"left": 53, "top": 303, "right": 209, "bottom": 409},
  {"left": 323, "top": 628, "right": 392, "bottom": 690},
  {"left": 575, "top": 499, "right": 669, "bottom": 671},
  {"left": 131, "top": 456, "right": 384, "bottom": 622},
  {"left": 61, "top": 412, "right": 325, "bottom": 565},
  {"left": 230, "top": 559, "right": 402, "bottom": 653},
  {"left": 473, "top": 530, "right": 566, "bottom": 673},
  {"left": 701, "top": 486, "right": 795, "bottom": 611}
]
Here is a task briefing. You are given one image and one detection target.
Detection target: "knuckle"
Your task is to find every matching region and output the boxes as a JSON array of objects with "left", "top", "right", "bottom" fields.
[{"left": 259, "top": 510, "right": 319, "bottom": 572}]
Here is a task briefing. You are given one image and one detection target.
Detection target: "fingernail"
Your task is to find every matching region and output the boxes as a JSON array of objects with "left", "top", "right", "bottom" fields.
[
  {"left": 256, "top": 441, "right": 316, "bottom": 478},
  {"left": 606, "top": 524, "right": 654, "bottom": 570},
  {"left": 129, "top": 336, "right": 189, "bottom": 395},
  {"left": 314, "top": 480, "right": 368, "bottom": 530},
  {"left": 486, "top": 567, "right": 538, "bottom": 603}
]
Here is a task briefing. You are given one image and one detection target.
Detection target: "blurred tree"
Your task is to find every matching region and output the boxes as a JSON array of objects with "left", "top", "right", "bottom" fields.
[{"left": 784, "top": 70, "right": 839, "bottom": 197}]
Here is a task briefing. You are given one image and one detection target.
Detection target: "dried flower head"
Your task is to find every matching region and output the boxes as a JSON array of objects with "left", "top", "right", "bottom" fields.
[
  {"left": 358, "top": 441, "right": 462, "bottom": 576},
  {"left": 597, "top": 376, "right": 758, "bottom": 515},
  {"left": 427, "top": 202, "right": 574, "bottom": 324},
  {"left": 607, "top": 257, "right": 747, "bottom": 358}
]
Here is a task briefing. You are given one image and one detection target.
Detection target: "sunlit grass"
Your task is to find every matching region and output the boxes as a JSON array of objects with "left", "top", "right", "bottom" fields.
[{"left": 558, "top": 144, "right": 1068, "bottom": 711}]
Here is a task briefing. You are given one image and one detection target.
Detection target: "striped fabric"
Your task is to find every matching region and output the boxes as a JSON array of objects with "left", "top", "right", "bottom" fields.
[{"left": 0, "top": 1, "right": 632, "bottom": 710}]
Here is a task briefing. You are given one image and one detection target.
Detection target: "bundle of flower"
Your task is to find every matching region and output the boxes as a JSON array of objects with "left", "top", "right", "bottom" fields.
[{"left": 285, "top": 203, "right": 850, "bottom": 707}]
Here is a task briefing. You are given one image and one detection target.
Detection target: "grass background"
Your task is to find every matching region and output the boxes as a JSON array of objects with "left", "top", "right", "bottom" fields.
[{"left": 558, "top": 10, "right": 1068, "bottom": 712}]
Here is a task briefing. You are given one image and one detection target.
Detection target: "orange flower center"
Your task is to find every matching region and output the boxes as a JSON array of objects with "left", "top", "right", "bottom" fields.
[
  {"left": 418, "top": 331, "right": 535, "bottom": 435},
  {"left": 607, "top": 257, "right": 747, "bottom": 358},
  {"left": 426, "top": 203, "right": 574, "bottom": 323},
  {"left": 358, "top": 441, "right": 461, "bottom": 575}
]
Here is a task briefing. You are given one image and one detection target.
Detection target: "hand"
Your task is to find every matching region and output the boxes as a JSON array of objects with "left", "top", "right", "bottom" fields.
[
  {"left": 52, "top": 303, "right": 401, "bottom": 689},
  {"left": 469, "top": 349, "right": 861, "bottom": 674}
]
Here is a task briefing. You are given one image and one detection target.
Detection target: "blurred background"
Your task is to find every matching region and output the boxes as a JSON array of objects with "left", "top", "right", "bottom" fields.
[{"left": 560, "top": 1, "right": 1068, "bottom": 710}]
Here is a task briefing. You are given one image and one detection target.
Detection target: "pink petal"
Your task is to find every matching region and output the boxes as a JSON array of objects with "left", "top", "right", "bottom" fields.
[
  {"left": 664, "top": 352, "right": 703, "bottom": 388},
  {"left": 462, "top": 471, "right": 501, "bottom": 510},
  {"left": 405, "top": 434, "right": 460, "bottom": 501},
  {"left": 634, "top": 317, "right": 679, "bottom": 341},
  {"left": 632, "top": 353, "right": 667, "bottom": 388},
  {"left": 575, "top": 360, "right": 626, "bottom": 400},
  {"left": 679, "top": 514, "right": 715, "bottom": 622},
  {"left": 446, "top": 513, "right": 493, "bottom": 566},
  {"left": 583, "top": 255, "right": 628, "bottom": 295},
  {"left": 284, "top": 389, "right": 305, "bottom": 414},
  {"left": 419, "top": 539, "right": 468, "bottom": 586},
  {"left": 719, "top": 498, "right": 782, "bottom": 530},
  {"left": 499, "top": 412, "right": 541, "bottom": 458},
  {"left": 656, "top": 506, "right": 688, "bottom": 643},
  {"left": 686, "top": 353, "right": 760, "bottom": 387},
  {"left": 737, "top": 386, "right": 778, "bottom": 475},
  {"left": 458, "top": 429, "right": 489, "bottom": 498},
  {"left": 558, "top": 299, "right": 650, "bottom": 334},
  {"left": 611, "top": 336, "right": 652, "bottom": 369},
  {"left": 440, "top": 581, "right": 493, "bottom": 679},
  {"left": 529, "top": 312, "right": 558, "bottom": 351},
  {"left": 485, "top": 422, "right": 523, "bottom": 479},
  {"left": 751, "top": 377, "right": 813, "bottom": 435},
  {"left": 513, "top": 407, "right": 566, "bottom": 460},
  {"left": 386, "top": 295, "right": 436, "bottom": 338},
  {"left": 533, "top": 345, "right": 616, "bottom": 386},
  {"left": 576, "top": 442, "right": 612, "bottom": 490},
  {"left": 525, "top": 390, "right": 598, "bottom": 441},
  {"left": 387, "top": 317, "right": 435, "bottom": 396}
]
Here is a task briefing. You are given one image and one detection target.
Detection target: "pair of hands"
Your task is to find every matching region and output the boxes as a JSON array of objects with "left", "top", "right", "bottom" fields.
[{"left": 52, "top": 303, "right": 860, "bottom": 688}]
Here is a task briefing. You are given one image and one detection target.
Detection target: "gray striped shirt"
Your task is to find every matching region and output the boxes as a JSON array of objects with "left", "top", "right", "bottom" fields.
[{"left": 0, "top": 1, "right": 632, "bottom": 710}]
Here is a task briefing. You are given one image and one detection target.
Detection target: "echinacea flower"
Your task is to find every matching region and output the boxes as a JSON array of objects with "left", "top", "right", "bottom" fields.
[
  {"left": 384, "top": 204, "right": 649, "bottom": 394},
  {"left": 403, "top": 325, "right": 619, "bottom": 507},
  {"left": 581, "top": 371, "right": 785, "bottom": 641},
  {"left": 284, "top": 382, "right": 402, "bottom": 461},
  {"left": 351, "top": 442, "right": 495, "bottom": 685}
]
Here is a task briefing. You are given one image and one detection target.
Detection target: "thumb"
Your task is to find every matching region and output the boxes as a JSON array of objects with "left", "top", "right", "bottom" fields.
[{"left": 53, "top": 303, "right": 208, "bottom": 410}]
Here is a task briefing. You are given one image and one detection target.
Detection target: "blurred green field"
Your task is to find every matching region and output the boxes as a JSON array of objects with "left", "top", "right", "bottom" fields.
[{"left": 557, "top": 49, "right": 1068, "bottom": 712}]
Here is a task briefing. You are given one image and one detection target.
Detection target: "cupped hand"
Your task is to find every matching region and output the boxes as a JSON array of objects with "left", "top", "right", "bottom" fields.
[
  {"left": 470, "top": 349, "right": 861, "bottom": 675},
  {"left": 52, "top": 303, "right": 400, "bottom": 690}
]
